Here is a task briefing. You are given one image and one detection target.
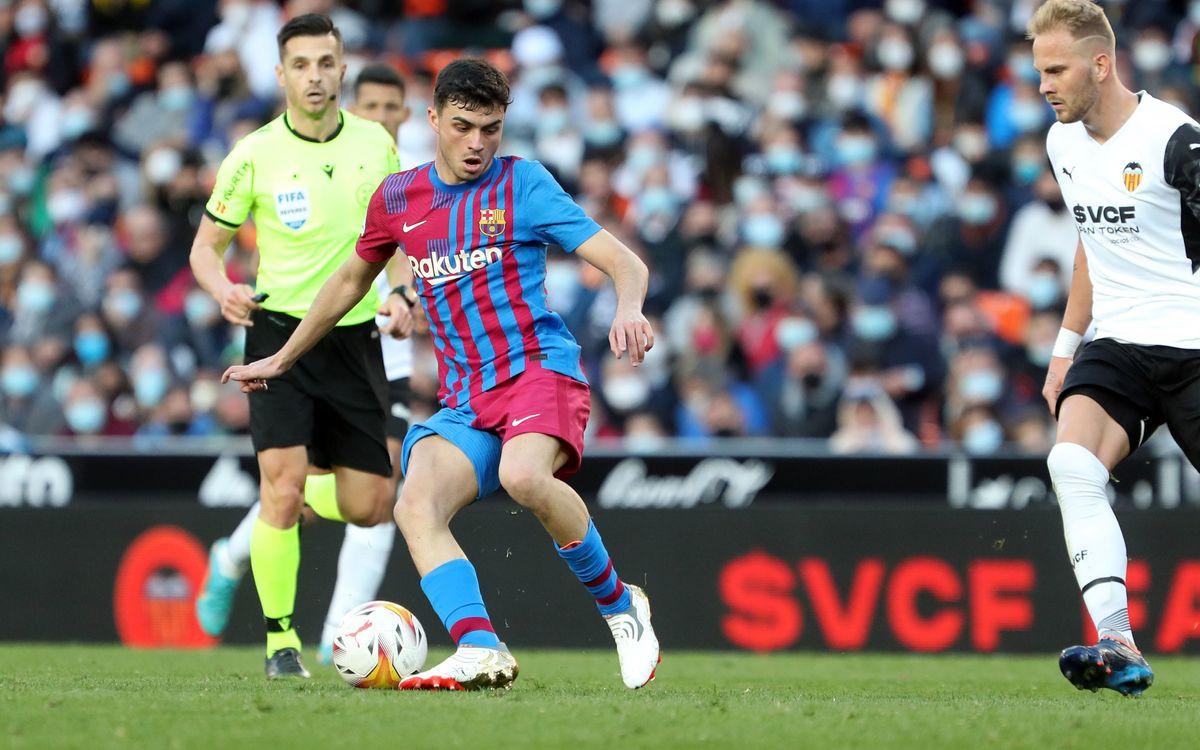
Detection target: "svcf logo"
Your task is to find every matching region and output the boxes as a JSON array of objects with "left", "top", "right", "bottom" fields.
[{"left": 1123, "top": 161, "right": 1143, "bottom": 192}]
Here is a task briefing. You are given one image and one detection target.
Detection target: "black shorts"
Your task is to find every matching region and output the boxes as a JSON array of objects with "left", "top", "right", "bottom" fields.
[
  {"left": 386, "top": 377, "right": 412, "bottom": 441},
  {"left": 1057, "top": 338, "right": 1200, "bottom": 467},
  {"left": 245, "top": 308, "right": 390, "bottom": 477}
]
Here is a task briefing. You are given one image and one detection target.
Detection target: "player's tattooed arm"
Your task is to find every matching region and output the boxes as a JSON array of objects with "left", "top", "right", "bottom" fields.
[{"left": 574, "top": 229, "right": 655, "bottom": 365}]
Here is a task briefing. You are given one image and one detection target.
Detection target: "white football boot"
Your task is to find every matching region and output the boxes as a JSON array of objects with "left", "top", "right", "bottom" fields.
[
  {"left": 605, "top": 584, "right": 660, "bottom": 689},
  {"left": 397, "top": 643, "right": 519, "bottom": 691}
]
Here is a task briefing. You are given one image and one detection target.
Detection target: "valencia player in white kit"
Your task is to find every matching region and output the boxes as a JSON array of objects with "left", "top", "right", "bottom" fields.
[{"left": 1031, "top": 0, "right": 1200, "bottom": 696}]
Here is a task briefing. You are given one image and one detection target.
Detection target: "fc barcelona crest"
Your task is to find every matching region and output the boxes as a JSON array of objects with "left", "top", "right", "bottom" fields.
[
  {"left": 1123, "top": 161, "right": 1143, "bottom": 192},
  {"left": 479, "top": 208, "right": 506, "bottom": 237}
]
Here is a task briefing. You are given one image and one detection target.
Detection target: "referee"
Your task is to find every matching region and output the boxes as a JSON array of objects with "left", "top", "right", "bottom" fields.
[{"left": 189, "top": 13, "right": 411, "bottom": 679}]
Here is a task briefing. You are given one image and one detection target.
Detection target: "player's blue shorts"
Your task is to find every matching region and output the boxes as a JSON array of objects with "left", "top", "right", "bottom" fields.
[
  {"left": 401, "top": 405, "right": 502, "bottom": 500},
  {"left": 401, "top": 368, "right": 590, "bottom": 500}
]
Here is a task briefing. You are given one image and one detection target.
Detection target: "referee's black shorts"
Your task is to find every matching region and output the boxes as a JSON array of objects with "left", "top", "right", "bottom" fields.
[
  {"left": 1057, "top": 337, "right": 1200, "bottom": 469},
  {"left": 245, "top": 308, "right": 390, "bottom": 477}
]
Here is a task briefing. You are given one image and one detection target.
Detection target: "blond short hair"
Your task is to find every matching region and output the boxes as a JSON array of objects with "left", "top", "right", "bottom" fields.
[{"left": 1026, "top": 0, "right": 1115, "bottom": 52}]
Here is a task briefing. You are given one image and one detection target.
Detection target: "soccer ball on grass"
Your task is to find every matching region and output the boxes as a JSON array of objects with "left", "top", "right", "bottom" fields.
[{"left": 331, "top": 601, "right": 427, "bottom": 688}]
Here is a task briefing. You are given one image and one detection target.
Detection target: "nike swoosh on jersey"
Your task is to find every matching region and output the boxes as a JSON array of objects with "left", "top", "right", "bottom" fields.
[
  {"left": 1190, "top": 143, "right": 1200, "bottom": 150},
  {"left": 403, "top": 220, "right": 427, "bottom": 233},
  {"left": 512, "top": 414, "right": 541, "bottom": 426},
  {"left": 426, "top": 272, "right": 467, "bottom": 286}
]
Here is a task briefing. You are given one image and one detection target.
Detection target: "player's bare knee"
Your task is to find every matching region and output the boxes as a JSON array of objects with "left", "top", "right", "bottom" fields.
[
  {"left": 393, "top": 488, "right": 439, "bottom": 535},
  {"left": 259, "top": 480, "right": 304, "bottom": 525},
  {"left": 497, "top": 461, "right": 547, "bottom": 507}
]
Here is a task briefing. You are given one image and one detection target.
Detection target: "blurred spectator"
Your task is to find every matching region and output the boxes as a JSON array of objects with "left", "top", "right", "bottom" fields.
[
  {"left": 829, "top": 380, "right": 918, "bottom": 454},
  {"left": 0, "top": 342, "right": 64, "bottom": 434},
  {"left": 1000, "top": 170, "right": 1077, "bottom": 294},
  {"left": 754, "top": 316, "right": 846, "bottom": 438}
]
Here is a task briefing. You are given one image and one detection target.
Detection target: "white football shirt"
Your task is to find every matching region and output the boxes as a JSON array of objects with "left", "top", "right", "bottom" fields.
[{"left": 1047, "top": 91, "right": 1200, "bottom": 348}]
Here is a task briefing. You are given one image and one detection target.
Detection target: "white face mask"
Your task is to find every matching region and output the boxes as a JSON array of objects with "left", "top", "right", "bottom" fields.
[
  {"left": 927, "top": 43, "right": 964, "bottom": 79},
  {"left": 1132, "top": 40, "right": 1171, "bottom": 73},
  {"left": 145, "top": 148, "right": 183, "bottom": 185},
  {"left": 767, "top": 91, "right": 807, "bottom": 121},
  {"left": 877, "top": 39, "right": 914, "bottom": 71},
  {"left": 603, "top": 375, "right": 651, "bottom": 412},
  {"left": 667, "top": 97, "right": 705, "bottom": 133},
  {"left": 47, "top": 190, "right": 88, "bottom": 225},
  {"left": 885, "top": 0, "right": 925, "bottom": 24},
  {"left": 826, "top": 74, "right": 863, "bottom": 111}
]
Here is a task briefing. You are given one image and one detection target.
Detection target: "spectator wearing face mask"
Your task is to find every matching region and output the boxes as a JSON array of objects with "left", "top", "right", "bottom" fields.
[
  {"left": 829, "top": 379, "right": 919, "bottom": 455},
  {"left": 0, "top": 342, "right": 64, "bottom": 435},
  {"left": 5, "top": 260, "right": 78, "bottom": 349},
  {"left": 1000, "top": 170, "right": 1077, "bottom": 294},
  {"left": 729, "top": 247, "right": 800, "bottom": 375},
  {"left": 926, "top": 176, "right": 1010, "bottom": 290},
  {"left": 100, "top": 268, "right": 162, "bottom": 357},
  {"left": 845, "top": 279, "right": 945, "bottom": 436},
  {"left": 754, "top": 315, "right": 847, "bottom": 438},
  {"left": 953, "top": 403, "right": 1008, "bottom": 455},
  {"left": 827, "top": 112, "right": 895, "bottom": 240},
  {"left": 112, "top": 60, "right": 200, "bottom": 155},
  {"left": 59, "top": 375, "right": 134, "bottom": 438},
  {"left": 136, "top": 384, "right": 215, "bottom": 438},
  {"left": 865, "top": 22, "right": 933, "bottom": 154}
]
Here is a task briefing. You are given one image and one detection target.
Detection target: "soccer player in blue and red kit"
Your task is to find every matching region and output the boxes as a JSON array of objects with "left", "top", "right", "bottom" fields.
[{"left": 223, "top": 58, "right": 660, "bottom": 691}]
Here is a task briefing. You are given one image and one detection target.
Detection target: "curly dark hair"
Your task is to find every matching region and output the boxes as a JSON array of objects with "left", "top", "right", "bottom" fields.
[
  {"left": 433, "top": 58, "right": 511, "bottom": 113},
  {"left": 277, "top": 13, "right": 342, "bottom": 59}
]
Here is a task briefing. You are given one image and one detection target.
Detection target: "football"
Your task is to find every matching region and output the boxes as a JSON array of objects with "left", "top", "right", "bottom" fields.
[{"left": 331, "top": 601, "right": 427, "bottom": 688}]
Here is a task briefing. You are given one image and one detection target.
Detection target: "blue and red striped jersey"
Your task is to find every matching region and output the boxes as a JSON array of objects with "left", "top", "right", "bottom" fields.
[{"left": 357, "top": 156, "right": 600, "bottom": 408}]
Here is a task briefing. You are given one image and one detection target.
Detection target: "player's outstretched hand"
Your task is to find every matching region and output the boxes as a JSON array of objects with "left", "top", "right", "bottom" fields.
[
  {"left": 610, "top": 307, "right": 655, "bottom": 366},
  {"left": 220, "top": 283, "right": 262, "bottom": 327},
  {"left": 1042, "top": 355, "right": 1073, "bottom": 415},
  {"left": 222, "top": 355, "right": 287, "bottom": 393},
  {"left": 378, "top": 295, "right": 414, "bottom": 339}
]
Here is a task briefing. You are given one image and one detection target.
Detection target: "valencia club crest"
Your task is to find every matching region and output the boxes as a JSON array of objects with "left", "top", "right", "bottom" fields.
[{"left": 1122, "top": 162, "right": 1142, "bottom": 192}]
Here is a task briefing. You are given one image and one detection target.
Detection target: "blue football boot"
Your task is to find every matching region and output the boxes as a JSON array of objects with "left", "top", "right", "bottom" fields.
[
  {"left": 195, "top": 538, "right": 242, "bottom": 637},
  {"left": 1059, "top": 636, "right": 1154, "bottom": 696}
]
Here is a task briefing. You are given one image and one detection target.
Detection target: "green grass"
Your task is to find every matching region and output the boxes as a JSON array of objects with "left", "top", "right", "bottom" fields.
[{"left": 1, "top": 646, "right": 1198, "bottom": 749}]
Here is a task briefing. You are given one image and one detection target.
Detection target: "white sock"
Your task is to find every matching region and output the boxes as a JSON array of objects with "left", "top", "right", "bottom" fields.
[
  {"left": 1047, "top": 442, "right": 1134, "bottom": 646},
  {"left": 319, "top": 521, "right": 396, "bottom": 647},
  {"left": 221, "top": 501, "right": 259, "bottom": 578}
]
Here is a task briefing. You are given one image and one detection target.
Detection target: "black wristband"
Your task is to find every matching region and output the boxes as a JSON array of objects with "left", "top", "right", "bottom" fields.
[{"left": 390, "top": 284, "right": 417, "bottom": 309}]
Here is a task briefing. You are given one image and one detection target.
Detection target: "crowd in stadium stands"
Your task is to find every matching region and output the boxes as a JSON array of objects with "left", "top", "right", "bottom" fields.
[{"left": 0, "top": 0, "right": 1196, "bottom": 453}]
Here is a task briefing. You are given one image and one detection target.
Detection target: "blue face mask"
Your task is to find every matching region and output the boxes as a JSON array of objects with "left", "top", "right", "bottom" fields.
[
  {"left": 185, "top": 292, "right": 219, "bottom": 327},
  {"left": 852, "top": 306, "right": 897, "bottom": 341},
  {"left": 584, "top": 121, "right": 622, "bottom": 148},
  {"left": 107, "top": 72, "right": 131, "bottom": 99},
  {"left": 134, "top": 368, "right": 170, "bottom": 408},
  {"left": 1012, "top": 158, "right": 1043, "bottom": 186},
  {"left": 537, "top": 108, "right": 570, "bottom": 137},
  {"left": 7, "top": 167, "right": 35, "bottom": 196},
  {"left": 742, "top": 214, "right": 785, "bottom": 248},
  {"left": 775, "top": 318, "right": 818, "bottom": 350},
  {"left": 1027, "top": 343, "right": 1055, "bottom": 368},
  {"left": 960, "top": 369, "right": 1003, "bottom": 403},
  {"left": 159, "top": 86, "right": 194, "bottom": 112},
  {"left": 74, "top": 331, "right": 110, "bottom": 365},
  {"left": 611, "top": 65, "right": 648, "bottom": 91},
  {"left": 1009, "top": 100, "right": 1046, "bottom": 132},
  {"left": 958, "top": 193, "right": 997, "bottom": 225},
  {"left": 765, "top": 146, "right": 804, "bottom": 176},
  {"left": 0, "top": 234, "right": 22, "bottom": 265},
  {"left": 1026, "top": 273, "right": 1061, "bottom": 310},
  {"left": 836, "top": 136, "right": 876, "bottom": 167},
  {"left": 638, "top": 187, "right": 676, "bottom": 217},
  {"left": 626, "top": 144, "right": 662, "bottom": 172},
  {"left": 17, "top": 281, "right": 55, "bottom": 314},
  {"left": 66, "top": 399, "right": 106, "bottom": 434},
  {"left": 963, "top": 420, "right": 1004, "bottom": 454},
  {"left": 106, "top": 289, "right": 142, "bottom": 320},
  {"left": 2, "top": 365, "right": 38, "bottom": 398}
]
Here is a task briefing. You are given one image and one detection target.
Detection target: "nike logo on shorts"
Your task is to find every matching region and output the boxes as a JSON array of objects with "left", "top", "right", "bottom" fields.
[
  {"left": 512, "top": 414, "right": 540, "bottom": 427},
  {"left": 403, "top": 220, "right": 427, "bottom": 233}
]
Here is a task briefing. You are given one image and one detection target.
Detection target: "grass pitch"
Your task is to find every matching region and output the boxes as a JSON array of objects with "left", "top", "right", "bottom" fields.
[{"left": 2, "top": 646, "right": 1198, "bottom": 750}]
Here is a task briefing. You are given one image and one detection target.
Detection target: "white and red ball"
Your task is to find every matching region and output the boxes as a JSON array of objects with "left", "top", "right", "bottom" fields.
[{"left": 331, "top": 601, "right": 427, "bottom": 688}]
